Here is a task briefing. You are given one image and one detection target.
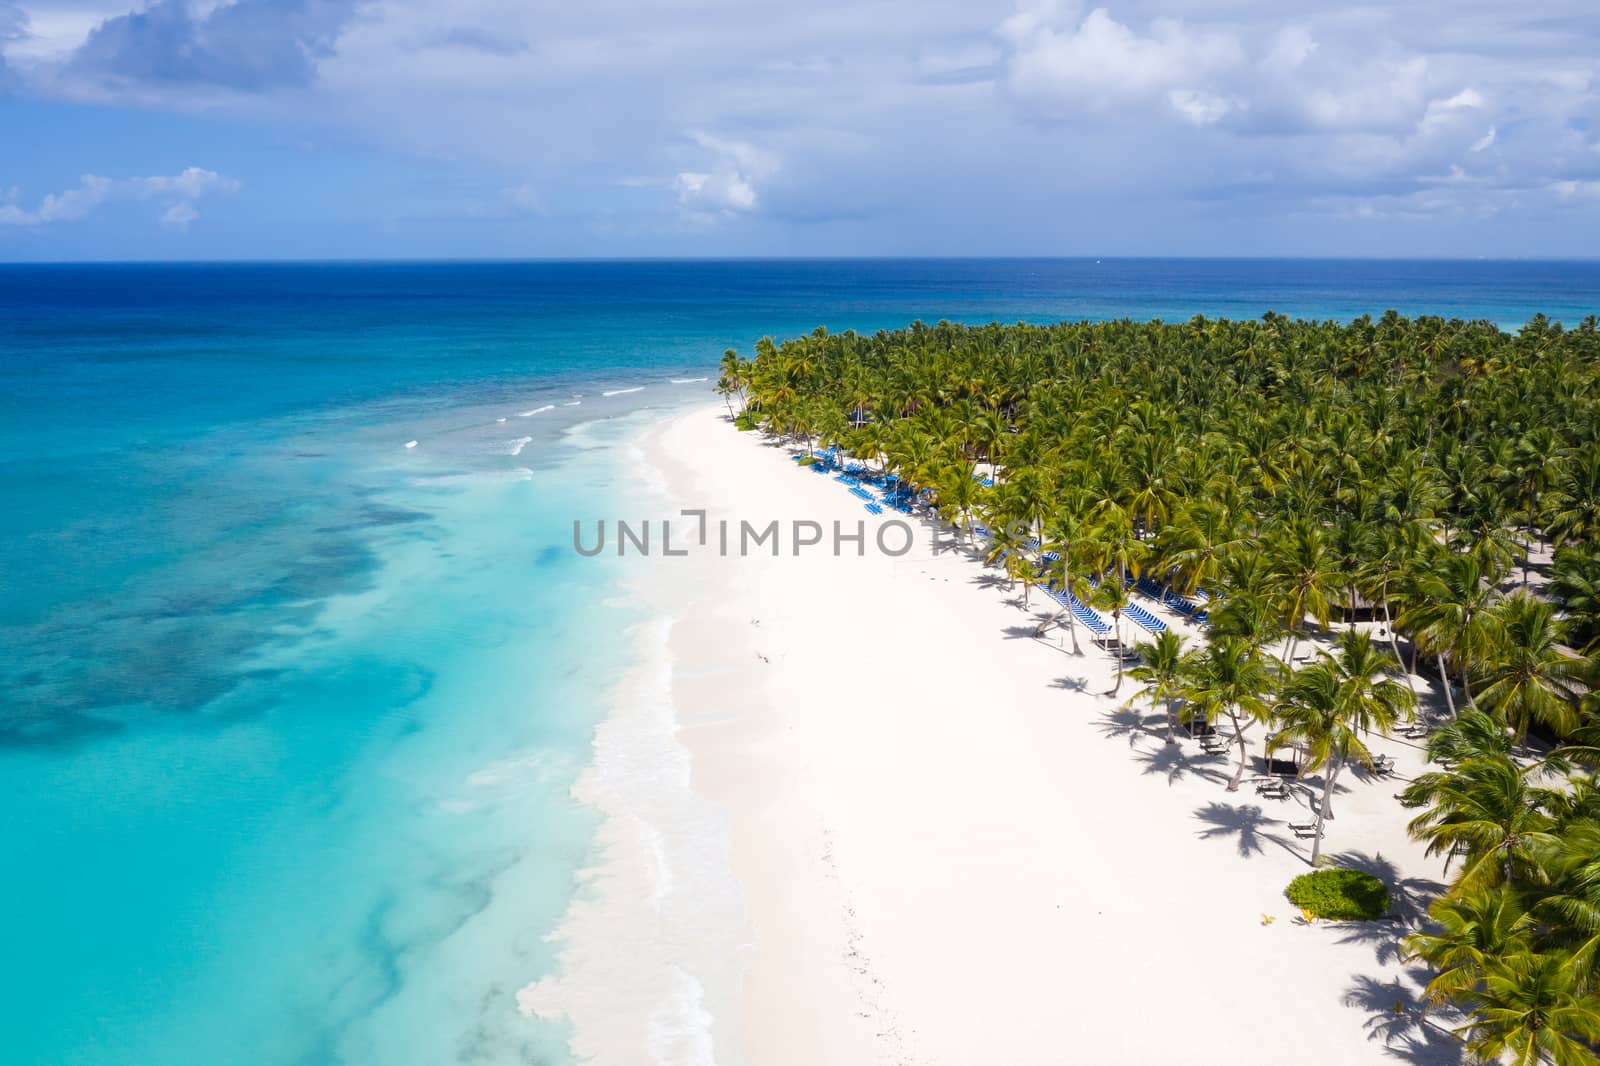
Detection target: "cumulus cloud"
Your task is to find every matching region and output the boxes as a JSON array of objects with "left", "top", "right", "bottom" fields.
[
  {"left": 1000, "top": 4, "right": 1244, "bottom": 119},
  {"left": 0, "top": 166, "right": 239, "bottom": 227},
  {"left": 673, "top": 133, "right": 776, "bottom": 217},
  {"left": 65, "top": 0, "right": 359, "bottom": 91}
]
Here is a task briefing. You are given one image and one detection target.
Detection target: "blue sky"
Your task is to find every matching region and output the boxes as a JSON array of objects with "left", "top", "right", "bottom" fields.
[{"left": 2, "top": 0, "right": 1599, "bottom": 260}]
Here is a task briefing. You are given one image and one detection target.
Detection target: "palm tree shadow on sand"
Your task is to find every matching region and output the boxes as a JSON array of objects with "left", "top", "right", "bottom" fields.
[
  {"left": 1133, "top": 742, "right": 1231, "bottom": 787},
  {"left": 1324, "top": 850, "right": 1445, "bottom": 965},
  {"left": 1051, "top": 675, "right": 1093, "bottom": 693},
  {"left": 1343, "top": 972, "right": 1466, "bottom": 1065},
  {"left": 1092, "top": 705, "right": 1163, "bottom": 746},
  {"left": 1192, "top": 801, "right": 1302, "bottom": 860}
]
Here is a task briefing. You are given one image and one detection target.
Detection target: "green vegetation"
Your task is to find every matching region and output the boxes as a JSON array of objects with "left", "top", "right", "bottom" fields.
[
  {"left": 1286, "top": 868, "right": 1391, "bottom": 920},
  {"left": 720, "top": 312, "right": 1600, "bottom": 1060}
]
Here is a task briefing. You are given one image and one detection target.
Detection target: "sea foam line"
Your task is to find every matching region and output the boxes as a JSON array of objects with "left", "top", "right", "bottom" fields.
[
  {"left": 564, "top": 401, "right": 582, "bottom": 407},
  {"left": 670, "top": 378, "right": 708, "bottom": 384},
  {"left": 519, "top": 405, "right": 556, "bottom": 417},
  {"left": 404, "top": 440, "right": 419, "bottom": 449},
  {"left": 508, "top": 436, "right": 534, "bottom": 456},
  {"left": 602, "top": 386, "right": 645, "bottom": 397}
]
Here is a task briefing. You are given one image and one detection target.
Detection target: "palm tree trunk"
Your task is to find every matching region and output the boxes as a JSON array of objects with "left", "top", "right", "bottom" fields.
[
  {"left": 1065, "top": 563, "right": 1082, "bottom": 654},
  {"left": 1321, "top": 757, "right": 1342, "bottom": 822},
  {"left": 1164, "top": 696, "right": 1176, "bottom": 744},
  {"left": 1227, "top": 706, "right": 1249, "bottom": 791},
  {"left": 1437, "top": 654, "right": 1458, "bottom": 717},
  {"left": 1112, "top": 611, "right": 1124, "bottom": 694},
  {"left": 1379, "top": 594, "right": 1418, "bottom": 697}
]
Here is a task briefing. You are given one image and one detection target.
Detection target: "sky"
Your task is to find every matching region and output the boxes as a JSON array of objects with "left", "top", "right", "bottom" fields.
[{"left": 1, "top": 0, "right": 1598, "bottom": 260}]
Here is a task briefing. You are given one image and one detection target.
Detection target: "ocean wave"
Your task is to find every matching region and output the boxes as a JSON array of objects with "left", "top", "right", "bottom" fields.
[
  {"left": 496, "top": 417, "right": 507, "bottom": 423},
  {"left": 404, "top": 440, "right": 419, "bottom": 449},
  {"left": 563, "top": 401, "right": 582, "bottom": 407},
  {"left": 670, "top": 378, "right": 708, "bottom": 384},
  {"left": 507, "top": 436, "right": 533, "bottom": 456},
  {"left": 602, "top": 386, "right": 645, "bottom": 397},
  {"left": 518, "top": 405, "right": 556, "bottom": 417}
]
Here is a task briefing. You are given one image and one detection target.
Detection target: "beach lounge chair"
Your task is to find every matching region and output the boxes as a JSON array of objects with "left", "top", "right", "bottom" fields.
[
  {"left": 865, "top": 503, "right": 883, "bottom": 515},
  {"left": 1371, "top": 754, "right": 1396, "bottom": 777},
  {"left": 1290, "top": 822, "right": 1323, "bottom": 839}
]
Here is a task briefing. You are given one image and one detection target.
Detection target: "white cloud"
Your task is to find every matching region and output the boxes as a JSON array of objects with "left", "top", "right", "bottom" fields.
[
  {"left": 1167, "top": 88, "right": 1236, "bottom": 126},
  {"left": 1470, "top": 126, "right": 1497, "bottom": 152},
  {"left": 160, "top": 201, "right": 199, "bottom": 229},
  {"left": 0, "top": 166, "right": 238, "bottom": 227},
  {"left": 1550, "top": 179, "right": 1600, "bottom": 200},
  {"left": 672, "top": 132, "right": 776, "bottom": 217},
  {"left": 1001, "top": 5, "right": 1244, "bottom": 117}
]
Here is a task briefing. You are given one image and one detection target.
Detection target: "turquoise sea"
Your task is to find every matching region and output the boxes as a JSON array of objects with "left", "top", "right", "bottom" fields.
[{"left": 3, "top": 258, "right": 1599, "bottom": 1066}]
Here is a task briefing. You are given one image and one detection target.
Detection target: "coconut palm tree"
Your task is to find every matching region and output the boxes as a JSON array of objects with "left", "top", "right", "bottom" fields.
[
  {"left": 1402, "top": 756, "right": 1559, "bottom": 889},
  {"left": 1269, "top": 631, "right": 1415, "bottom": 862},
  {"left": 1266, "top": 516, "right": 1347, "bottom": 665},
  {"left": 1400, "top": 550, "right": 1502, "bottom": 717},
  {"left": 1405, "top": 886, "right": 1534, "bottom": 1012},
  {"left": 1455, "top": 951, "right": 1600, "bottom": 1066},
  {"left": 1475, "top": 591, "right": 1588, "bottom": 743},
  {"left": 1180, "top": 636, "right": 1276, "bottom": 791},
  {"left": 1129, "top": 629, "right": 1187, "bottom": 743},
  {"left": 1093, "top": 577, "right": 1134, "bottom": 694}
]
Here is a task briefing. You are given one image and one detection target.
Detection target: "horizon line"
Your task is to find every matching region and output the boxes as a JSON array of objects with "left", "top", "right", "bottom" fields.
[{"left": 5, "top": 253, "right": 1600, "bottom": 268}]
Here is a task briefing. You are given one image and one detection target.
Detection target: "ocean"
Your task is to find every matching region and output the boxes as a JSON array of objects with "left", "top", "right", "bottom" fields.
[{"left": 2, "top": 258, "right": 1597, "bottom": 1066}]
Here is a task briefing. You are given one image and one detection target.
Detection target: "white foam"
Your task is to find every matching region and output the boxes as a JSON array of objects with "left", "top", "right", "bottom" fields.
[
  {"left": 646, "top": 966, "right": 717, "bottom": 1066},
  {"left": 518, "top": 405, "right": 556, "bottom": 417},
  {"left": 507, "top": 436, "right": 534, "bottom": 456},
  {"left": 602, "top": 386, "right": 645, "bottom": 397},
  {"left": 670, "top": 378, "right": 708, "bottom": 384},
  {"left": 404, "top": 440, "right": 419, "bottom": 449},
  {"left": 563, "top": 401, "right": 582, "bottom": 407},
  {"left": 496, "top": 417, "right": 507, "bottom": 423}
]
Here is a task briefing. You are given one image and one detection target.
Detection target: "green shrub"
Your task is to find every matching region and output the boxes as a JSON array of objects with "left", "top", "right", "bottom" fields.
[
  {"left": 734, "top": 411, "right": 759, "bottom": 431},
  {"left": 1285, "top": 868, "right": 1389, "bottom": 920},
  {"left": 797, "top": 455, "right": 816, "bottom": 466}
]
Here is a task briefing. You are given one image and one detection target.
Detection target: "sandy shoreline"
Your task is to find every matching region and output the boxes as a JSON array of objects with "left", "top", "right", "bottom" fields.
[{"left": 525, "top": 401, "right": 1459, "bottom": 1065}]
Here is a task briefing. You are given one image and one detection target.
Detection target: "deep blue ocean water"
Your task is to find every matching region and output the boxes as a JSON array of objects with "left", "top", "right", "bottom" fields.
[{"left": 2, "top": 258, "right": 1598, "bottom": 1066}]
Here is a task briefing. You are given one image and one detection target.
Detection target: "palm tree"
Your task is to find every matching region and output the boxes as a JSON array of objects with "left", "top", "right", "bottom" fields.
[
  {"left": 1402, "top": 756, "right": 1559, "bottom": 889},
  {"left": 1092, "top": 577, "right": 1133, "bottom": 694},
  {"left": 1405, "top": 886, "right": 1533, "bottom": 1012},
  {"left": 1181, "top": 636, "right": 1276, "bottom": 791},
  {"left": 1400, "top": 550, "right": 1501, "bottom": 717},
  {"left": 1455, "top": 952, "right": 1600, "bottom": 1066},
  {"left": 1266, "top": 516, "right": 1346, "bottom": 665},
  {"left": 1129, "top": 629, "right": 1187, "bottom": 743},
  {"left": 1475, "top": 591, "right": 1588, "bottom": 743},
  {"left": 1270, "top": 631, "right": 1415, "bottom": 861}
]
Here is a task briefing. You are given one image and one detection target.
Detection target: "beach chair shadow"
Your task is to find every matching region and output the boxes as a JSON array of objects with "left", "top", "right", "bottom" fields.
[{"left": 1342, "top": 973, "right": 1465, "bottom": 1065}]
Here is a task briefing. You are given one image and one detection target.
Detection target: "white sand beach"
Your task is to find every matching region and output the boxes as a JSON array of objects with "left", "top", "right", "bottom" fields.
[{"left": 525, "top": 402, "right": 1460, "bottom": 1066}]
